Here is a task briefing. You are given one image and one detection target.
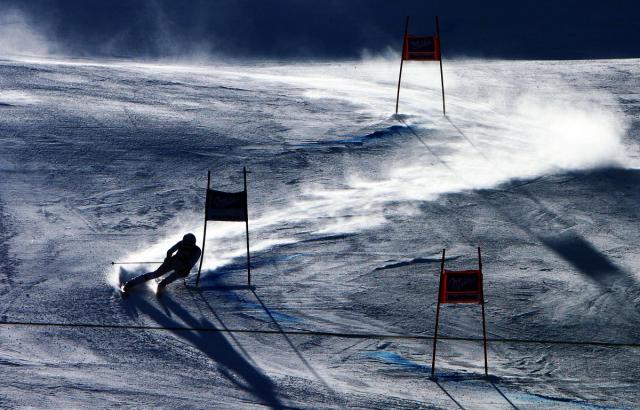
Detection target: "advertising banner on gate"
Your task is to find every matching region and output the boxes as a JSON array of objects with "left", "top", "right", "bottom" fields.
[
  {"left": 440, "top": 269, "right": 483, "bottom": 304},
  {"left": 403, "top": 35, "right": 441, "bottom": 61},
  {"left": 206, "top": 189, "right": 247, "bottom": 222}
]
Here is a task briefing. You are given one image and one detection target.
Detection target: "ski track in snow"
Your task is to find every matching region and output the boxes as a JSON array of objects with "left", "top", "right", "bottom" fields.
[{"left": 0, "top": 55, "right": 639, "bottom": 408}]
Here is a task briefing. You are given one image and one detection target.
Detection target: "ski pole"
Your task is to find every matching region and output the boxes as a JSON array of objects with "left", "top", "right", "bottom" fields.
[{"left": 111, "top": 261, "right": 163, "bottom": 265}]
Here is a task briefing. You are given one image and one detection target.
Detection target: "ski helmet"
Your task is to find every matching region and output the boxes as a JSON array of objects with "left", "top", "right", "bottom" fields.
[{"left": 182, "top": 233, "right": 196, "bottom": 246}]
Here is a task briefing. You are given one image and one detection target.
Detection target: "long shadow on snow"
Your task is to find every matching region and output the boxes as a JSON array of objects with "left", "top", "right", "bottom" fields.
[
  {"left": 436, "top": 379, "right": 517, "bottom": 410},
  {"left": 483, "top": 168, "right": 640, "bottom": 291},
  {"left": 444, "top": 115, "right": 638, "bottom": 290},
  {"left": 190, "top": 290, "right": 259, "bottom": 368},
  {"left": 292, "top": 125, "right": 407, "bottom": 149},
  {"left": 367, "top": 349, "right": 521, "bottom": 409},
  {"left": 374, "top": 255, "right": 460, "bottom": 272},
  {"left": 189, "top": 274, "right": 332, "bottom": 397},
  {"left": 540, "top": 234, "right": 624, "bottom": 283},
  {"left": 366, "top": 350, "right": 516, "bottom": 409},
  {"left": 435, "top": 380, "right": 466, "bottom": 409},
  {"left": 194, "top": 276, "right": 300, "bottom": 325},
  {"left": 192, "top": 246, "right": 315, "bottom": 287},
  {"left": 129, "top": 294, "right": 285, "bottom": 409},
  {"left": 521, "top": 190, "right": 636, "bottom": 291},
  {"left": 249, "top": 289, "right": 337, "bottom": 396},
  {"left": 405, "top": 115, "right": 639, "bottom": 327},
  {"left": 188, "top": 280, "right": 337, "bottom": 399},
  {"left": 491, "top": 382, "right": 519, "bottom": 409},
  {"left": 472, "top": 167, "right": 640, "bottom": 337}
]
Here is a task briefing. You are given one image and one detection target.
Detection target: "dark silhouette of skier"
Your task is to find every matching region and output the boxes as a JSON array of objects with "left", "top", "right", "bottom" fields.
[{"left": 121, "top": 233, "right": 201, "bottom": 295}]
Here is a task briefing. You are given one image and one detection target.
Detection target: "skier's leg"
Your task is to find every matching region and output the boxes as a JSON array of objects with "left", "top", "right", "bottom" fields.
[
  {"left": 157, "top": 271, "right": 183, "bottom": 292},
  {"left": 124, "top": 262, "right": 172, "bottom": 290}
]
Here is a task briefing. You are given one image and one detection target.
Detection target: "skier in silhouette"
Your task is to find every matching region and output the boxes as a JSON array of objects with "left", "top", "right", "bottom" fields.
[{"left": 121, "top": 233, "right": 201, "bottom": 295}]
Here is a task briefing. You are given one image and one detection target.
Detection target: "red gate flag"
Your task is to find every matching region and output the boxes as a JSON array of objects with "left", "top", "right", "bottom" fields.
[
  {"left": 440, "top": 269, "right": 482, "bottom": 304},
  {"left": 432, "top": 247, "right": 488, "bottom": 377},
  {"left": 403, "top": 35, "right": 441, "bottom": 61},
  {"left": 206, "top": 189, "right": 247, "bottom": 222},
  {"left": 395, "top": 16, "right": 446, "bottom": 115}
]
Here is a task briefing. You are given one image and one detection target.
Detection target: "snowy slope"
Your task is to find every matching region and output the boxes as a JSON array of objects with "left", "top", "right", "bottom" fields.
[{"left": 0, "top": 55, "right": 639, "bottom": 408}]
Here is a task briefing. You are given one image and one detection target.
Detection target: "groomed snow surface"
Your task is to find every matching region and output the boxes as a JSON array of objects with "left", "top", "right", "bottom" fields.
[{"left": 1, "top": 56, "right": 639, "bottom": 408}]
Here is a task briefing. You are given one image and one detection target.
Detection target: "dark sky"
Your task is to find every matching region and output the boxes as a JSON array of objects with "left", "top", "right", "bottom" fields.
[{"left": 2, "top": 0, "right": 639, "bottom": 60}]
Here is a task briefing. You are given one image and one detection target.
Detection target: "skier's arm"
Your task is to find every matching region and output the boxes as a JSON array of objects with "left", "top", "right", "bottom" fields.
[
  {"left": 166, "top": 241, "right": 181, "bottom": 258},
  {"left": 187, "top": 247, "right": 202, "bottom": 271}
]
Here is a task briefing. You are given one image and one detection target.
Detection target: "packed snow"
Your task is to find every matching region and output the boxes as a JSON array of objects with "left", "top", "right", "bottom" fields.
[{"left": 0, "top": 55, "right": 639, "bottom": 408}]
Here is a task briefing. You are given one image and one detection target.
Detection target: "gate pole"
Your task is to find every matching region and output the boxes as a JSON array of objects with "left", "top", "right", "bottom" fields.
[
  {"left": 395, "top": 16, "right": 410, "bottom": 115},
  {"left": 196, "top": 171, "right": 211, "bottom": 287},
  {"left": 431, "top": 248, "right": 446, "bottom": 378}
]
